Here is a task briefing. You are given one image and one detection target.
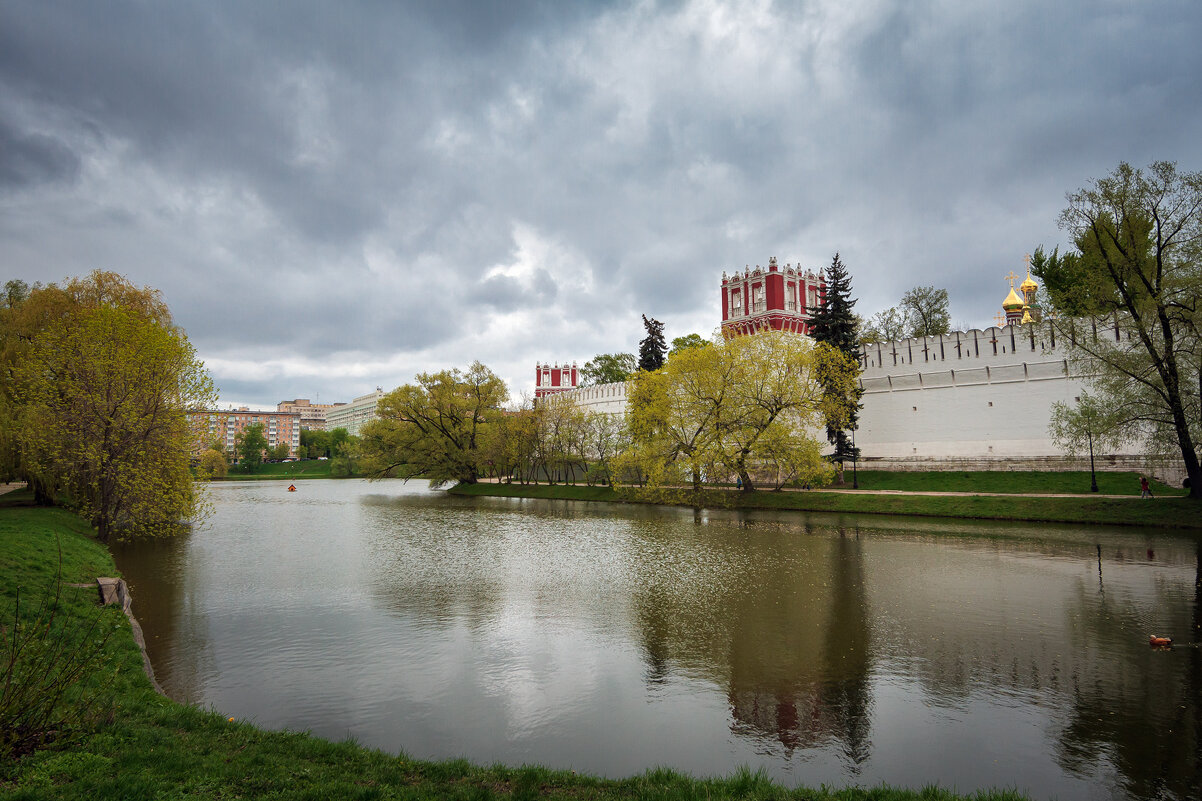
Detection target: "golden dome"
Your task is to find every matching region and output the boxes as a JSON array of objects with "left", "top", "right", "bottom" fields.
[
  {"left": 1002, "top": 286, "right": 1025, "bottom": 311},
  {"left": 1019, "top": 271, "right": 1038, "bottom": 292},
  {"left": 1021, "top": 308, "right": 1033, "bottom": 324}
]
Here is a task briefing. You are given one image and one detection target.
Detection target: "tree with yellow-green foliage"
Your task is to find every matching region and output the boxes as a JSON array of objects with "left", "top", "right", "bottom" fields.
[
  {"left": 717, "top": 331, "right": 853, "bottom": 491},
  {"left": 198, "top": 448, "right": 228, "bottom": 480},
  {"left": 4, "top": 271, "right": 215, "bottom": 541},
  {"left": 359, "top": 362, "right": 508, "bottom": 487},
  {"left": 623, "top": 342, "right": 732, "bottom": 491},
  {"left": 623, "top": 330, "right": 855, "bottom": 492}
]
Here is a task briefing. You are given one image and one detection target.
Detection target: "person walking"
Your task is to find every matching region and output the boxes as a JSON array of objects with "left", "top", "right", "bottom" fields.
[{"left": 1140, "top": 476, "right": 1153, "bottom": 499}]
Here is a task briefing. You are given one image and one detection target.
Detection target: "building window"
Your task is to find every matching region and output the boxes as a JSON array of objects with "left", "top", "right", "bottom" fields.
[{"left": 731, "top": 290, "right": 742, "bottom": 315}]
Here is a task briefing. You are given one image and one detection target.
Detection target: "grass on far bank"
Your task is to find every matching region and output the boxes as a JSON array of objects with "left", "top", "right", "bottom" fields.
[
  {"left": 845, "top": 470, "right": 1183, "bottom": 496},
  {"left": 451, "top": 473, "right": 1199, "bottom": 530},
  {"left": 0, "top": 491, "right": 1028, "bottom": 800},
  {"left": 222, "top": 459, "right": 338, "bottom": 479}
]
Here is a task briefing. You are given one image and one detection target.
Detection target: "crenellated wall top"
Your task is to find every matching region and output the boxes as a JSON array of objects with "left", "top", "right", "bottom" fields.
[{"left": 857, "top": 319, "right": 1131, "bottom": 377}]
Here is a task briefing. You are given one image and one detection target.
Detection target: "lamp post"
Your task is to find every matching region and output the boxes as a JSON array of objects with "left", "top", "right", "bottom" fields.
[
  {"left": 851, "top": 426, "right": 859, "bottom": 490},
  {"left": 1087, "top": 429, "right": 1098, "bottom": 493}
]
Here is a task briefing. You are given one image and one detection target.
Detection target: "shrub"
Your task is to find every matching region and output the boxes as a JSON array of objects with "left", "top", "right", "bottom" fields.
[{"left": 1, "top": 550, "right": 117, "bottom": 760}]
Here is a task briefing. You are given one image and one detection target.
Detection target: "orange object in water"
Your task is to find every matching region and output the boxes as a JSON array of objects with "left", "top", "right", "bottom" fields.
[
  {"left": 287, "top": 484, "right": 297, "bottom": 492},
  {"left": 1149, "top": 635, "right": 1172, "bottom": 647}
]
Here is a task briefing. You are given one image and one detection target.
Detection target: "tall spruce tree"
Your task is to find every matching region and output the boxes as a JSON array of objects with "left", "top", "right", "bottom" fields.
[
  {"left": 638, "top": 315, "right": 667, "bottom": 372},
  {"left": 809, "top": 253, "right": 863, "bottom": 465}
]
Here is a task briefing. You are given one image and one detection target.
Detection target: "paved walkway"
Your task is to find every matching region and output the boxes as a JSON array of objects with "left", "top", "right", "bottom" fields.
[
  {"left": 808, "top": 487, "right": 1146, "bottom": 499},
  {"left": 477, "top": 478, "right": 1169, "bottom": 500},
  {"left": 0, "top": 482, "right": 26, "bottom": 496}
]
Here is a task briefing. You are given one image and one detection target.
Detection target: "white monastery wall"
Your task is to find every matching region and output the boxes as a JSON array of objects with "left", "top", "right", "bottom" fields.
[
  {"left": 856, "top": 323, "right": 1086, "bottom": 464},
  {"left": 560, "top": 381, "right": 628, "bottom": 415},
  {"left": 554, "top": 320, "right": 1161, "bottom": 473},
  {"left": 855, "top": 321, "right": 1158, "bottom": 471}
]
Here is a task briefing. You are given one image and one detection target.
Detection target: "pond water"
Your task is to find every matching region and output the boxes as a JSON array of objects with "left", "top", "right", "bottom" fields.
[{"left": 113, "top": 480, "right": 1201, "bottom": 800}]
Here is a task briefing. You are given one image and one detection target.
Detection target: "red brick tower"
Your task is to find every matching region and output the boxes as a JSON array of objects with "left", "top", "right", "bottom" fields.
[
  {"left": 720, "top": 257, "right": 824, "bottom": 337},
  {"left": 534, "top": 361, "right": 578, "bottom": 399}
]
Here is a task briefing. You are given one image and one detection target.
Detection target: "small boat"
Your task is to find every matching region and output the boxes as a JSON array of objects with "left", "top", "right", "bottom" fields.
[{"left": 1149, "top": 635, "right": 1172, "bottom": 648}]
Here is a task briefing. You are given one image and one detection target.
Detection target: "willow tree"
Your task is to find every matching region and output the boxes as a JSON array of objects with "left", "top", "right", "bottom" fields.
[
  {"left": 9, "top": 273, "right": 215, "bottom": 541},
  {"left": 623, "top": 330, "right": 853, "bottom": 492},
  {"left": 359, "top": 362, "right": 508, "bottom": 486},
  {"left": 622, "top": 341, "right": 733, "bottom": 491},
  {"left": 1033, "top": 161, "right": 1202, "bottom": 497},
  {"left": 718, "top": 331, "right": 854, "bottom": 491}
]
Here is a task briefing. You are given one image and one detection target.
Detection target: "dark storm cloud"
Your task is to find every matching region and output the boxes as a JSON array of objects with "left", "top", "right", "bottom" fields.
[
  {"left": 2, "top": 0, "right": 1201, "bottom": 405},
  {"left": 0, "top": 120, "right": 79, "bottom": 190}
]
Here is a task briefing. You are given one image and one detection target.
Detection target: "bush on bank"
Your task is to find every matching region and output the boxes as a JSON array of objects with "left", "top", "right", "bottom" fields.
[{"left": 0, "top": 492, "right": 1030, "bottom": 800}]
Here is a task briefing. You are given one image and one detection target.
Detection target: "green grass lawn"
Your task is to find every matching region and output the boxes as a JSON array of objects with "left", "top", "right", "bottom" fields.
[
  {"left": 0, "top": 494, "right": 1030, "bottom": 800},
  {"left": 452, "top": 474, "right": 1200, "bottom": 529},
  {"left": 844, "top": 470, "right": 1183, "bottom": 496},
  {"left": 222, "top": 459, "right": 337, "bottom": 479}
]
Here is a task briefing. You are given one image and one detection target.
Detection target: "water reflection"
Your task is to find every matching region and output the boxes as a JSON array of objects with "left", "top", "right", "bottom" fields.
[{"left": 113, "top": 481, "right": 1200, "bottom": 800}]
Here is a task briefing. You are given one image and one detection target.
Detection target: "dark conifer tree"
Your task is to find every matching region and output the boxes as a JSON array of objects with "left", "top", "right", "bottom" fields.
[
  {"left": 809, "top": 253, "right": 863, "bottom": 465},
  {"left": 638, "top": 315, "right": 667, "bottom": 372}
]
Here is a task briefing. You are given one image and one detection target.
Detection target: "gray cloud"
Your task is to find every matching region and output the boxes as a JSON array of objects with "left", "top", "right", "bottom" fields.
[
  {"left": 2, "top": 0, "right": 1201, "bottom": 406},
  {"left": 0, "top": 120, "right": 80, "bottom": 190}
]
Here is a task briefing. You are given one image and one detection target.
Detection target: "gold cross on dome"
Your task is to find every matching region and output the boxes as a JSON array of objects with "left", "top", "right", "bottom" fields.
[
  {"left": 1004, "top": 270, "right": 1019, "bottom": 287},
  {"left": 1024, "top": 253, "right": 1032, "bottom": 269},
  {"left": 994, "top": 311, "right": 1007, "bottom": 327}
]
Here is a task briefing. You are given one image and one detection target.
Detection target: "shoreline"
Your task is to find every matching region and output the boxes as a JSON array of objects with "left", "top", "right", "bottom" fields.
[
  {"left": 0, "top": 496, "right": 1030, "bottom": 800},
  {"left": 448, "top": 480, "right": 1200, "bottom": 530}
]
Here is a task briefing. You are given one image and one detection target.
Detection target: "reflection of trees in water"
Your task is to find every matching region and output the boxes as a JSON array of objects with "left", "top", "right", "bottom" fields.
[
  {"left": 818, "top": 532, "right": 872, "bottom": 765},
  {"left": 633, "top": 521, "right": 873, "bottom": 765},
  {"left": 869, "top": 533, "right": 1198, "bottom": 800},
  {"left": 1054, "top": 547, "right": 1200, "bottom": 800},
  {"left": 111, "top": 531, "right": 215, "bottom": 703},
  {"left": 362, "top": 496, "right": 1198, "bottom": 795},
  {"left": 360, "top": 500, "right": 659, "bottom": 632}
]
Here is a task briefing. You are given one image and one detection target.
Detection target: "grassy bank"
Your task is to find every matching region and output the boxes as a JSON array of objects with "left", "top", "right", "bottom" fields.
[
  {"left": 838, "top": 470, "right": 1182, "bottom": 496},
  {"left": 0, "top": 494, "right": 1027, "bottom": 800},
  {"left": 450, "top": 478, "right": 1200, "bottom": 529},
  {"left": 221, "top": 459, "right": 337, "bottom": 479}
]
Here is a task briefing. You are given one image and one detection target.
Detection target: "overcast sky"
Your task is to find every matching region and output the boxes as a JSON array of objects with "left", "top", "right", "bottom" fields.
[{"left": 3, "top": 1, "right": 1201, "bottom": 408}]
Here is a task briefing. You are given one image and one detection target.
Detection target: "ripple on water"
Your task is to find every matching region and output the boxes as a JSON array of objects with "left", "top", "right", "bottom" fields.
[{"left": 112, "top": 481, "right": 1201, "bottom": 801}]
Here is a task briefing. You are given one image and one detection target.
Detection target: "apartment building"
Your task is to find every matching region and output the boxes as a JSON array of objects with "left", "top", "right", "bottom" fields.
[
  {"left": 276, "top": 398, "right": 346, "bottom": 431},
  {"left": 194, "top": 407, "right": 302, "bottom": 458},
  {"left": 323, "top": 388, "right": 385, "bottom": 436}
]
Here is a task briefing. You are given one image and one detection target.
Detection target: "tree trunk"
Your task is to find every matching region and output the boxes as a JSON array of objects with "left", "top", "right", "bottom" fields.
[
  {"left": 1165, "top": 381, "right": 1202, "bottom": 498},
  {"left": 739, "top": 468, "right": 754, "bottom": 492}
]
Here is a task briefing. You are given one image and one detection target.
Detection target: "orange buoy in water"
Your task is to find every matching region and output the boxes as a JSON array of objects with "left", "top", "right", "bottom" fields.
[
  {"left": 287, "top": 484, "right": 297, "bottom": 492},
  {"left": 1149, "top": 635, "right": 1172, "bottom": 648}
]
